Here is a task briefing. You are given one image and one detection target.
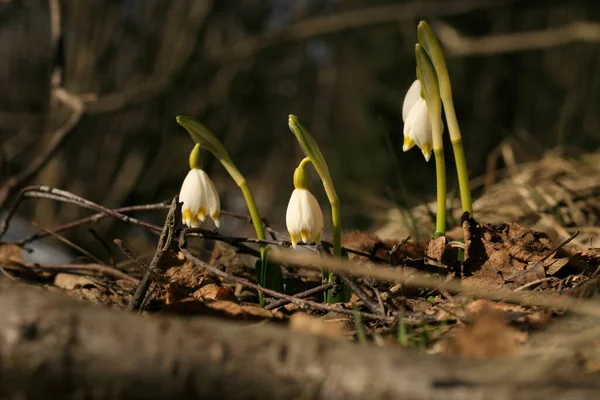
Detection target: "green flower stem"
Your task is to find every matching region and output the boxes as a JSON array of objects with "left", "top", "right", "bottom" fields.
[
  {"left": 451, "top": 137, "right": 472, "bottom": 216},
  {"left": 416, "top": 44, "right": 446, "bottom": 237},
  {"left": 326, "top": 196, "right": 343, "bottom": 303},
  {"left": 176, "top": 116, "right": 283, "bottom": 305},
  {"left": 433, "top": 148, "right": 447, "bottom": 237},
  {"left": 297, "top": 156, "right": 312, "bottom": 172},
  {"left": 418, "top": 21, "right": 473, "bottom": 217}
]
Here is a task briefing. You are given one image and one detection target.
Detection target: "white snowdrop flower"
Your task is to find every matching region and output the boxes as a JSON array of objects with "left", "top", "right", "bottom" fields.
[
  {"left": 286, "top": 188, "right": 324, "bottom": 249},
  {"left": 402, "top": 79, "right": 433, "bottom": 162},
  {"left": 179, "top": 169, "right": 220, "bottom": 228}
]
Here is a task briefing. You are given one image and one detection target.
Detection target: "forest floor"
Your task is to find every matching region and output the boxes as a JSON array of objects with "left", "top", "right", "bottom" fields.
[{"left": 2, "top": 149, "right": 600, "bottom": 398}]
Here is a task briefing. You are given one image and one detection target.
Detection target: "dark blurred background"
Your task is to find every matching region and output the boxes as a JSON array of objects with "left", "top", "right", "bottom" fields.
[{"left": 1, "top": 0, "right": 600, "bottom": 260}]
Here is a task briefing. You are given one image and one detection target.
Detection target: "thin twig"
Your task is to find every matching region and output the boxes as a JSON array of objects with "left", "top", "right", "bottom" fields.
[
  {"left": 212, "top": 0, "right": 516, "bottom": 63},
  {"left": 0, "top": 264, "right": 16, "bottom": 281},
  {"left": 179, "top": 229, "right": 393, "bottom": 322},
  {"left": 220, "top": 210, "right": 281, "bottom": 240},
  {"left": 33, "top": 223, "right": 105, "bottom": 265},
  {"left": 0, "top": 186, "right": 162, "bottom": 240},
  {"left": 268, "top": 248, "right": 600, "bottom": 318},
  {"left": 15, "top": 202, "right": 170, "bottom": 245},
  {"left": 337, "top": 272, "right": 383, "bottom": 315},
  {"left": 88, "top": 228, "right": 117, "bottom": 267},
  {"left": 265, "top": 283, "right": 335, "bottom": 311},
  {"left": 188, "top": 228, "right": 390, "bottom": 263},
  {"left": 435, "top": 20, "right": 600, "bottom": 56},
  {"left": 389, "top": 236, "right": 411, "bottom": 265},
  {"left": 113, "top": 239, "right": 152, "bottom": 274},
  {"left": 0, "top": 89, "right": 85, "bottom": 208},
  {"left": 504, "top": 231, "right": 580, "bottom": 282},
  {"left": 4, "top": 261, "right": 138, "bottom": 283}
]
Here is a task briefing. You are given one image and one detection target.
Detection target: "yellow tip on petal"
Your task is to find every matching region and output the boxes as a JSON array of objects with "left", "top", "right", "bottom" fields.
[
  {"left": 289, "top": 232, "right": 299, "bottom": 249},
  {"left": 421, "top": 143, "right": 432, "bottom": 162},
  {"left": 300, "top": 229, "right": 310, "bottom": 244},
  {"left": 314, "top": 231, "right": 322, "bottom": 245},
  {"left": 212, "top": 211, "right": 220, "bottom": 228},
  {"left": 403, "top": 137, "right": 415, "bottom": 152}
]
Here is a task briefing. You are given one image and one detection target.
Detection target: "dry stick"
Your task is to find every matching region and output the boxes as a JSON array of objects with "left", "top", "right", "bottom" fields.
[
  {"left": 269, "top": 249, "right": 600, "bottom": 318},
  {"left": 0, "top": 89, "right": 85, "bottom": 209},
  {"left": 337, "top": 273, "right": 383, "bottom": 315},
  {"left": 179, "top": 230, "right": 393, "bottom": 322},
  {"left": 125, "top": 197, "right": 178, "bottom": 312},
  {"left": 186, "top": 231, "right": 261, "bottom": 259},
  {"left": 0, "top": 185, "right": 162, "bottom": 240},
  {"left": 32, "top": 223, "right": 105, "bottom": 265},
  {"left": 88, "top": 228, "right": 117, "bottom": 267},
  {"left": 220, "top": 210, "right": 280, "bottom": 240},
  {"left": 16, "top": 202, "right": 171, "bottom": 245},
  {"left": 4, "top": 261, "right": 138, "bottom": 284},
  {"left": 315, "top": 242, "right": 383, "bottom": 315},
  {"left": 113, "top": 240, "right": 152, "bottom": 276},
  {"left": 214, "top": 0, "right": 516, "bottom": 63},
  {"left": 436, "top": 20, "right": 600, "bottom": 56},
  {"left": 265, "top": 283, "right": 335, "bottom": 311},
  {"left": 189, "top": 229, "right": 390, "bottom": 311},
  {"left": 188, "top": 228, "right": 390, "bottom": 264}
]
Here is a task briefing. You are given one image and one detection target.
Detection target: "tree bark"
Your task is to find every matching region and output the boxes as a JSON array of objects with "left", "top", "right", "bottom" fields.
[{"left": 0, "top": 281, "right": 597, "bottom": 399}]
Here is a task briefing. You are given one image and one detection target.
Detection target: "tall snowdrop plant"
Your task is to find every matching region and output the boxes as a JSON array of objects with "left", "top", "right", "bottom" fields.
[
  {"left": 405, "top": 44, "right": 446, "bottom": 237},
  {"left": 176, "top": 116, "right": 283, "bottom": 305},
  {"left": 288, "top": 115, "right": 348, "bottom": 303},
  {"left": 418, "top": 21, "right": 473, "bottom": 217}
]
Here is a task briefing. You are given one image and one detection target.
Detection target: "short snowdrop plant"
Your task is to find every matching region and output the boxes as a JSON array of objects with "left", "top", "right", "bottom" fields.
[
  {"left": 179, "top": 144, "right": 220, "bottom": 228},
  {"left": 286, "top": 157, "right": 324, "bottom": 249}
]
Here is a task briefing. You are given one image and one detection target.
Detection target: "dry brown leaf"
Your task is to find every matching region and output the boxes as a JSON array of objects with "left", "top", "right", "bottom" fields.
[
  {"left": 210, "top": 241, "right": 254, "bottom": 279},
  {"left": 443, "top": 302, "right": 521, "bottom": 358},
  {"left": 162, "top": 298, "right": 283, "bottom": 320},
  {"left": 341, "top": 230, "right": 422, "bottom": 264},
  {"left": 289, "top": 313, "right": 346, "bottom": 339},
  {"left": 214, "top": 287, "right": 237, "bottom": 301},
  {"left": 0, "top": 243, "right": 23, "bottom": 264},
  {"left": 54, "top": 273, "right": 101, "bottom": 290},
  {"left": 165, "top": 259, "right": 211, "bottom": 290},
  {"left": 192, "top": 283, "right": 223, "bottom": 300}
]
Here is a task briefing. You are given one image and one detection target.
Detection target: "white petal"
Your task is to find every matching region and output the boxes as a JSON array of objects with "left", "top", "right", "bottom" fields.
[
  {"left": 179, "top": 170, "right": 201, "bottom": 216},
  {"left": 403, "top": 98, "right": 433, "bottom": 161},
  {"left": 402, "top": 80, "right": 422, "bottom": 122},
  {"left": 179, "top": 169, "right": 221, "bottom": 228},
  {"left": 197, "top": 170, "right": 220, "bottom": 222},
  {"left": 286, "top": 189, "right": 303, "bottom": 236},
  {"left": 286, "top": 189, "right": 323, "bottom": 246}
]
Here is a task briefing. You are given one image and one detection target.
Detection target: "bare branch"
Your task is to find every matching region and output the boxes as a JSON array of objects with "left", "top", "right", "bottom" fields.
[
  {"left": 0, "top": 89, "right": 85, "bottom": 208},
  {"left": 435, "top": 20, "right": 600, "bottom": 56}
]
